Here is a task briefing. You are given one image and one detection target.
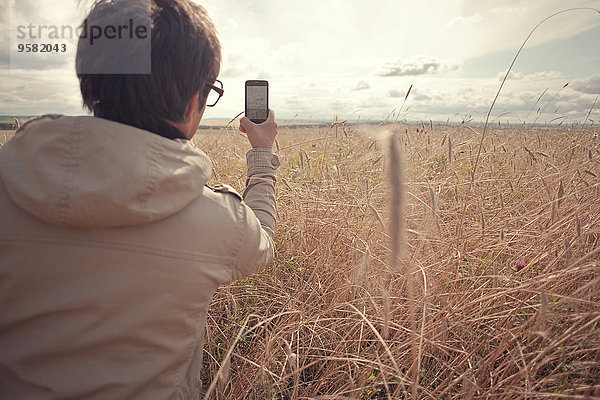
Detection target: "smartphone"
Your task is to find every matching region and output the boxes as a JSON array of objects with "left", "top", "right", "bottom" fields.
[{"left": 245, "top": 80, "right": 269, "bottom": 124}]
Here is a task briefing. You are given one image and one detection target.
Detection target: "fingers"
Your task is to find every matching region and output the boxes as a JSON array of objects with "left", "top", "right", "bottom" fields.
[
  {"left": 239, "top": 110, "right": 276, "bottom": 130},
  {"left": 238, "top": 109, "right": 278, "bottom": 149},
  {"left": 240, "top": 110, "right": 274, "bottom": 129}
]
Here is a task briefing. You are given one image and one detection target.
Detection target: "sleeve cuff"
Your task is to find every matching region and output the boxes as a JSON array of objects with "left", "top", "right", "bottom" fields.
[{"left": 246, "top": 148, "right": 280, "bottom": 176}]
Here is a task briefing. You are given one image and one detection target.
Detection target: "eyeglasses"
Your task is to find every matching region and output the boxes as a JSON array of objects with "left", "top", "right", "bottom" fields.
[{"left": 205, "top": 79, "right": 224, "bottom": 107}]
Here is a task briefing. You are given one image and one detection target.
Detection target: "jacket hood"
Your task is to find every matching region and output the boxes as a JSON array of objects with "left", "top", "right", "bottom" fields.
[{"left": 0, "top": 115, "right": 212, "bottom": 228}]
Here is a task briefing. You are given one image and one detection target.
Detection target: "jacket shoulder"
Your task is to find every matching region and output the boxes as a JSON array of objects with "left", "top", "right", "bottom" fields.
[
  {"left": 206, "top": 183, "right": 243, "bottom": 201},
  {"left": 17, "top": 114, "right": 63, "bottom": 133}
]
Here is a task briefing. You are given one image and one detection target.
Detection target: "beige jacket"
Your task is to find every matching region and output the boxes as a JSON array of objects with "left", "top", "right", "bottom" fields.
[{"left": 0, "top": 115, "right": 279, "bottom": 399}]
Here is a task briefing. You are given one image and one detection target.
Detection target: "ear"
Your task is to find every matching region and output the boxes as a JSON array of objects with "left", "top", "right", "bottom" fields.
[{"left": 185, "top": 92, "right": 200, "bottom": 122}]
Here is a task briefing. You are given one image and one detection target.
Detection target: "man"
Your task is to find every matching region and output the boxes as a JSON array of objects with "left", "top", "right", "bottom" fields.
[{"left": 0, "top": 0, "right": 279, "bottom": 398}]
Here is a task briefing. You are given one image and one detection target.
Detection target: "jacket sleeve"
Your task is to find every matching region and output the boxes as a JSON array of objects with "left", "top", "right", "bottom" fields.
[{"left": 231, "top": 148, "right": 280, "bottom": 280}]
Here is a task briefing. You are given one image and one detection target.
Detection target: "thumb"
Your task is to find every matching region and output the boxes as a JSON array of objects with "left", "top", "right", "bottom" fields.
[{"left": 240, "top": 116, "right": 252, "bottom": 131}]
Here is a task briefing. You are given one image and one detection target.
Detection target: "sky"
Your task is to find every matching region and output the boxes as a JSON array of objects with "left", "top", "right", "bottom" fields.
[{"left": 1, "top": 0, "right": 599, "bottom": 125}]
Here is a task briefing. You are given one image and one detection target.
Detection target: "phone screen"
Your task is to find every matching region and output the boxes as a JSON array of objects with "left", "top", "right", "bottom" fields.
[{"left": 246, "top": 81, "right": 268, "bottom": 123}]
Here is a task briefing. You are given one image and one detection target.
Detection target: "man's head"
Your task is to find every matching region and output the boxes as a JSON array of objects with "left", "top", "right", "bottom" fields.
[{"left": 76, "top": 0, "right": 221, "bottom": 137}]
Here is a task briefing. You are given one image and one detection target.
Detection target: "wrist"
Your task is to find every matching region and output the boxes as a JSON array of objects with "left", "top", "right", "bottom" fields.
[
  {"left": 251, "top": 144, "right": 273, "bottom": 150},
  {"left": 246, "top": 148, "right": 280, "bottom": 175}
]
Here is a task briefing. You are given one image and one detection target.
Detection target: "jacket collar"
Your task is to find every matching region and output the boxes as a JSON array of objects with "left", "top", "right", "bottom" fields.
[
  {"left": 152, "top": 120, "right": 189, "bottom": 141},
  {"left": 93, "top": 113, "right": 189, "bottom": 141}
]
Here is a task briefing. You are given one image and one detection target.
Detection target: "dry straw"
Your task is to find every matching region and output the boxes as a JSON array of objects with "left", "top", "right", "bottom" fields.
[{"left": 184, "top": 102, "right": 600, "bottom": 397}]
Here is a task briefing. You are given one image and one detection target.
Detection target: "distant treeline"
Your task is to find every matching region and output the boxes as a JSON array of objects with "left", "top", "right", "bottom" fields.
[
  {"left": 0, "top": 123, "right": 18, "bottom": 130},
  {"left": 0, "top": 121, "right": 332, "bottom": 131},
  {"left": 197, "top": 123, "right": 331, "bottom": 131},
  {"left": 282, "top": 123, "right": 331, "bottom": 129}
]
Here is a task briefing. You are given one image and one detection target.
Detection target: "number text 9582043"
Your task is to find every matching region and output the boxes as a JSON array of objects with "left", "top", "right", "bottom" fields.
[{"left": 18, "top": 43, "right": 67, "bottom": 53}]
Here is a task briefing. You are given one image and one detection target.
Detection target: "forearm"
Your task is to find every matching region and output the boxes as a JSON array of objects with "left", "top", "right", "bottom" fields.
[{"left": 243, "top": 148, "right": 280, "bottom": 237}]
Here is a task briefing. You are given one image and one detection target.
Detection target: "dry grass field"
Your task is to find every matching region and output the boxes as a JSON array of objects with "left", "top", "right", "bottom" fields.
[
  {"left": 2, "top": 120, "right": 599, "bottom": 399},
  {"left": 194, "top": 121, "right": 600, "bottom": 399},
  {"left": 0, "top": 131, "right": 14, "bottom": 141}
]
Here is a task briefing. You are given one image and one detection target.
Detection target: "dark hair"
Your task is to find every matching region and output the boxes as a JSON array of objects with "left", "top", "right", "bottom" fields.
[{"left": 76, "top": 0, "right": 221, "bottom": 132}]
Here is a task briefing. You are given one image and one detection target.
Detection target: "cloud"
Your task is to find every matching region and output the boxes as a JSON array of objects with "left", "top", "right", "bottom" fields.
[
  {"left": 414, "top": 92, "right": 432, "bottom": 101},
  {"left": 387, "top": 89, "right": 405, "bottom": 98},
  {"left": 497, "top": 70, "right": 563, "bottom": 82},
  {"left": 441, "top": 1, "right": 600, "bottom": 61},
  {"left": 459, "top": 0, "right": 524, "bottom": 14},
  {"left": 497, "top": 70, "right": 524, "bottom": 81},
  {"left": 0, "top": 46, "right": 7, "bottom": 69},
  {"left": 377, "top": 56, "right": 462, "bottom": 77},
  {"left": 0, "top": 70, "right": 82, "bottom": 115},
  {"left": 570, "top": 75, "right": 600, "bottom": 94},
  {"left": 386, "top": 87, "right": 431, "bottom": 102},
  {"left": 0, "top": 1, "right": 8, "bottom": 68},
  {"left": 353, "top": 81, "right": 370, "bottom": 91},
  {"left": 445, "top": 14, "right": 483, "bottom": 29},
  {"left": 531, "top": 71, "right": 562, "bottom": 80}
]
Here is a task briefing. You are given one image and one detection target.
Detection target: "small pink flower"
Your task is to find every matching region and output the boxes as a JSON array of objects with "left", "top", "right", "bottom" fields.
[{"left": 515, "top": 259, "right": 527, "bottom": 271}]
